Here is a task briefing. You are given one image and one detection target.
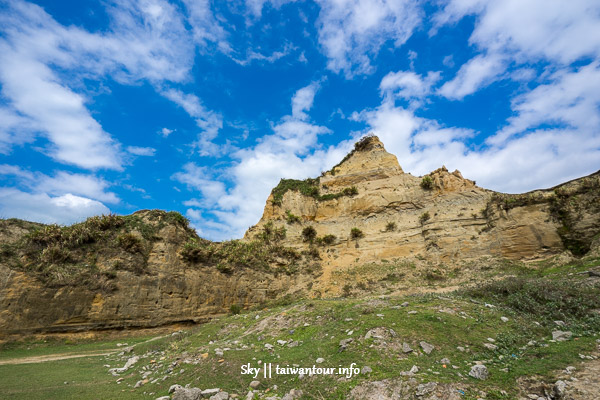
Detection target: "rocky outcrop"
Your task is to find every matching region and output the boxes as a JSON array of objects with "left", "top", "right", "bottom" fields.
[
  {"left": 0, "top": 212, "right": 310, "bottom": 337},
  {"left": 246, "top": 135, "right": 600, "bottom": 289},
  {"left": 1, "top": 135, "right": 598, "bottom": 336}
]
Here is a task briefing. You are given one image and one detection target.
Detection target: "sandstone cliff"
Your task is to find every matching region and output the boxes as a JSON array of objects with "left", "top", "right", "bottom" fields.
[
  {"left": 245, "top": 135, "right": 600, "bottom": 293},
  {"left": 0, "top": 135, "right": 598, "bottom": 336},
  {"left": 0, "top": 211, "right": 313, "bottom": 338}
]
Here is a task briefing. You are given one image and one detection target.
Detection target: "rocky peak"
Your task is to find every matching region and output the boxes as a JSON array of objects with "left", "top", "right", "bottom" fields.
[{"left": 321, "top": 135, "right": 403, "bottom": 189}]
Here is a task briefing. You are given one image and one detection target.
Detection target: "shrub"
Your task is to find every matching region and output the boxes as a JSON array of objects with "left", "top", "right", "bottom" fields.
[
  {"left": 260, "top": 222, "right": 286, "bottom": 243},
  {"left": 342, "top": 186, "right": 358, "bottom": 196},
  {"left": 419, "top": 211, "right": 431, "bottom": 225},
  {"left": 229, "top": 304, "right": 242, "bottom": 315},
  {"left": 385, "top": 222, "right": 396, "bottom": 232},
  {"left": 217, "top": 263, "right": 234, "bottom": 274},
  {"left": 354, "top": 134, "right": 376, "bottom": 151},
  {"left": 463, "top": 277, "right": 600, "bottom": 322},
  {"left": 342, "top": 283, "right": 353, "bottom": 297},
  {"left": 117, "top": 233, "right": 144, "bottom": 253},
  {"left": 350, "top": 227, "right": 364, "bottom": 239},
  {"left": 318, "top": 234, "right": 336, "bottom": 245},
  {"left": 165, "top": 211, "right": 189, "bottom": 227},
  {"left": 271, "top": 178, "right": 320, "bottom": 206},
  {"left": 40, "top": 245, "right": 71, "bottom": 264},
  {"left": 285, "top": 210, "right": 301, "bottom": 224},
  {"left": 302, "top": 226, "right": 317, "bottom": 243},
  {"left": 420, "top": 176, "right": 433, "bottom": 190}
]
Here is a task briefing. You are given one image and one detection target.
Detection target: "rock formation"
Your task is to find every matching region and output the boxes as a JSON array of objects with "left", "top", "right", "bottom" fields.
[{"left": 0, "top": 135, "right": 598, "bottom": 337}]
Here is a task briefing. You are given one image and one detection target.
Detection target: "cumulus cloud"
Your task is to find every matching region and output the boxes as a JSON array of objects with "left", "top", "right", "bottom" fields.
[
  {"left": 0, "top": 189, "right": 110, "bottom": 225},
  {"left": 380, "top": 70, "right": 441, "bottom": 107},
  {"left": 0, "top": 165, "right": 119, "bottom": 204},
  {"left": 437, "top": 53, "right": 506, "bottom": 99},
  {"left": 0, "top": 0, "right": 225, "bottom": 167},
  {"left": 493, "top": 61, "right": 600, "bottom": 145},
  {"left": 315, "top": 0, "right": 422, "bottom": 77},
  {"left": 433, "top": 0, "right": 600, "bottom": 96}
]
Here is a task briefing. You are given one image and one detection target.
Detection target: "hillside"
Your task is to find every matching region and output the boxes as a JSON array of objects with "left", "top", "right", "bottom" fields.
[{"left": 0, "top": 135, "right": 599, "bottom": 337}]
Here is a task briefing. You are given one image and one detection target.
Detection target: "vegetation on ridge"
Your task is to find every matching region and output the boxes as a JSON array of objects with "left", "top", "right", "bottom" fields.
[{"left": 270, "top": 177, "right": 358, "bottom": 206}]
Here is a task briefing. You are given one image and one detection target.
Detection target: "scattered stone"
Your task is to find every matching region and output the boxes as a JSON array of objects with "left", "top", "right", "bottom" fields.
[
  {"left": 201, "top": 388, "right": 221, "bottom": 397},
  {"left": 415, "top": 382, "right": 437, "bottom": 396},
  {"left": 277, "top": 340, "right": 287, "bottom": 346},
  {"left": 339, "top": 338, "right": 353, "bottom": 351},
  {"left": 484, "top": 303, "right": 495, "bottom": 308},
  {"left": 264, "top": 343, "right": 274, "bottom": 350},
  {"left": 457, "top": 346, "right": 465, "bottom": 352},
  {"left": 483, "top": 343, "right": 498, "bottom": 351},
  {"left": 469, "top": 365, "right": 489, "bottom": 380},
  {"left": 439, "top": 358, "right": 450, "bottom": 365},
  {"left": 487, "top": 338, "right": 495, "bottom": 343},
  {"left": 172, "top": 387, "right": 203, "bottom": 400},
  {"left": 554, "top": 320, "right": 566, "bottom": 327},
  {"left": 400, "top": 365, "right": 419, "bottom": 376},
  {"left": 552, "top": 331, "right": 573, "bottom": 342},
  {"left": 316, "top": 357, "right": 325, "bottom": 364},
  {"left": 287, "top": 341, "right": 299, "bottom": 348},
  {"left": 210, "top": 392, "right": 229, "bottom": 400},
  {"left": 361, "top": 366, "right": 372, "bottom": 374},
  {"left": 281, "top": 389, "right": 303, "bottom": 400},
  {"left": 402, "top": 342, "right": 413, "bottom": 353},
  {"left": 554, "top": 380, "right": 567, "bottom": 399},
  {"left": 134, "top": 379, "right": 148, "bottom": 388},
  {"left": 500, "top": 317, "right": 509, "bottom": 322},
  {"left": 401, "top": 302, "right": 409, "bottom": 307},
  {"left": 215, "top": 348, "right": 224, "bottom": 357},
  {"left": 249, "top": 381, "right": 261, "bottom": 389},
  {"left": 420, "top": 341, "right": 434, "bottom": 354},
  {"left": 565, "top": 366, "right": 576, "bottom": 374},
  {"left": 109, "top": 356, "right": 139, "bottom": 375},
  {"left": 408, "top": 311, "right": 418, "bottom": 315},
  {"left": 156, "top": 397, "right": 170, "bottom": 400},
  {"left": 347, "top": 330, "right": 354, "bottom": 336}
]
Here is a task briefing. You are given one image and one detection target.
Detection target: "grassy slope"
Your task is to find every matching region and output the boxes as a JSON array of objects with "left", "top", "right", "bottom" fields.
[{"left": 1, "top": 256, "right": 598, "bottom": 400}]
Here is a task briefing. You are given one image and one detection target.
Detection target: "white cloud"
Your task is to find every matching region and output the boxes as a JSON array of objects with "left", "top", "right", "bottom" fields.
[
  {"left": 160, "top": 88, "right": 223, "bottom": 155},
  {"left": 493, "top": 61, "right": 600, "bottom": 145},
  {"left": 433, "top": 0, "right": 600, "bottom": 97},
  {"left": 291, "top": 82, "right": 320, "bottom": 121},
  {"left": 380, "top": 70, "right": 441, "bottom": 106},
  {"left": 174, "top": 82, "right": 350, "bottom": 240},
  {"left": 127, "top": 146, "right": 156, "bottom": 156},
  {"left": 0, "top": 165, "right": 119, "bottom": 204},
  {"left": 438, "top": 53, "right": 505, "bottom": 99},
  {"left": 315, "top": 0, "right": 422, "bottom": 77},
  {"left": 160, "top": 127, "right": 174, "bottom": 137},
  {"left": 243, "top": 0, "right": 298, "bottom": 19},
  {"left": 0, "top": 189, "right": 110, "bottom": 225},
  {"left": 231, "top": 44, "right": 295, "bottom": 66},
  {"left": 357, "top": 102, "right": 600, "bottom": 193},
  {"left": 0, "top": 45, "right": 123, "bottom": 169}
]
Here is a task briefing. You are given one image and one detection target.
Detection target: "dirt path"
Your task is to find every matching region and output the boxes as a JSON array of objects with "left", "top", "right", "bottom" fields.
[
  {"left": 0, "top": 349, "right": 117, "bottom": 365},
  {"left": 0, "top": 333, "right": 168, "bottom": 366}
]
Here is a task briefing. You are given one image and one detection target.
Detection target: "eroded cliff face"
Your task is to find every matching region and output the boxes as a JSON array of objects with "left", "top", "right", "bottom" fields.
[
  {"left": 0, "top": 213, "right": 311, "bottom": 337},
  {"left": 1, "top": 136, "right": 598, "bottom": 336},
  {"left": 245, "top": 136, "right": 600, "bottom": 294}
]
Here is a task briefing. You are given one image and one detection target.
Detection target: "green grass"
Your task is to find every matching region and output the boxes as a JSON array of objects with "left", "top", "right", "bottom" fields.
[{"left": 1, "top": 255, "right": 599, "bottom": 399}]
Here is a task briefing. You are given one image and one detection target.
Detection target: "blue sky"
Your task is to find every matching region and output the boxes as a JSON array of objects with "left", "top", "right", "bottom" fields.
[{"left": 1, "top": 0, "right": 599, "bottom": 240}]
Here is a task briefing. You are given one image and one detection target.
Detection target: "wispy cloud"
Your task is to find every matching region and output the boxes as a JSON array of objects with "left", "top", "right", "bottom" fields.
[{"left": 315, "top": 0, "right": 422, "bottom": 77}]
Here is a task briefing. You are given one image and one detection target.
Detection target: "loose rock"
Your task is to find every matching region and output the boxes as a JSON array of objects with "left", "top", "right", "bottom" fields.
[
  {"left": 420, "top": 341, "right": 434, "bottom": 354},
  {"left": 468, "top": 365, "right": 488, "bottom": 380}
]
